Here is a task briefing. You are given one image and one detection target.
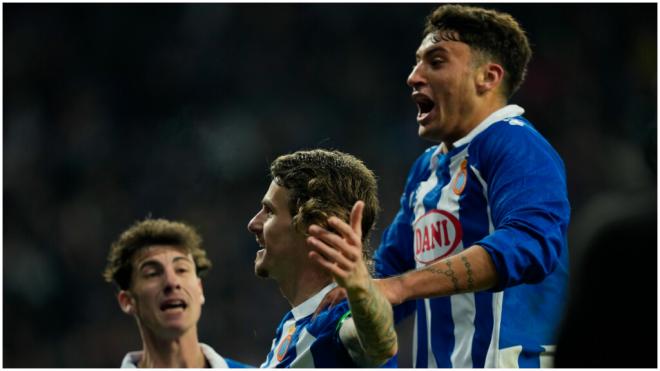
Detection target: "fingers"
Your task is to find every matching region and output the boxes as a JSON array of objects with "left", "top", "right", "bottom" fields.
[
  {"left": 307, "top": 234, "right": 354, "bottom": 268},
  {"left": 308, "top": 250, "right": 349, "bottom": 279},
  {"left": 325, "top": 201, "right": 364, "bottom": 248},
  {"left": 350, "top": 201, "right": 364, "bottom": 239},
  {"left": 308, "top": 224, "right": 360, "bottom": 261},
  {"left": 306, "top": 201, "right": 367, "bottom": 281}
]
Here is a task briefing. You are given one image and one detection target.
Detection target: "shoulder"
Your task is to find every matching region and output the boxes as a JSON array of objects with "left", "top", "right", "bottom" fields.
[
  {"left": 470, "top": 116, "right": 562, "bottom": 166},
  {"left": 412, "top": 145, "right": 438, "bottom": 170},
  {"left": 473, "top": 116, "right": 541, "bottom": 147},
  {"left": 403, "top": 145, "right": 439, "bottom": 187}
]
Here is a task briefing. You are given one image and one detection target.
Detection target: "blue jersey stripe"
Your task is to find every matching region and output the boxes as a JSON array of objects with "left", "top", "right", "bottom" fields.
[
  {"left": 518, "top": 345, "right": 543, "bottom": 367},
  {"left": 471, "top": 292, "right": 494, "bottom": 367},
  {"left": 414, "top": 300, "right": 428, "bottom": 368},
  {"left": 429, "top": 297, "right": 454, "bottom": 367},
  {"left": 422, "top": 166, "right": 446, "bottom": 213}
]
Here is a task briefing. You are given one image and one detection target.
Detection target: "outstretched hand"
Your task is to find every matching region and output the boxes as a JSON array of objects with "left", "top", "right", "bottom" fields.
[
  {"left": 308, "top": 201, "right": 398, "bottom": 365},
  {"left": 307, "top": 201, "right": 371, "bottom": 293}
]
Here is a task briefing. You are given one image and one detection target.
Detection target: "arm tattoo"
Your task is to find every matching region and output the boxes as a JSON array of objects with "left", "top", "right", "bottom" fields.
[
  {"left": 348, "top": 280, "right": 397, "bottom": 362},
  {"left": 461, "top": 255, "right": 475, "bottom": 291},
  {"left": 425, "top": 259, "right": 460, "bottom": 294},
  {"left": 424, "top": 255, "right": 476, "bottom": 294}
]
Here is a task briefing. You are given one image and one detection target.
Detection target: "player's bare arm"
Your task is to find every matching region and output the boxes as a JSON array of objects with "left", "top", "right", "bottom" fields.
[
  {"left": 376, "top": 245, "right": 498, "bottom": 306},
  {"left": 307, "top": 201, "right": 397, "bottom": 367}
]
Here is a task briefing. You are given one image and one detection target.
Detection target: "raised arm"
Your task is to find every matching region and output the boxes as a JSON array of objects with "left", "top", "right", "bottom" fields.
[{"left": 307, "top": 201, "right": 397, "bottom": 367}]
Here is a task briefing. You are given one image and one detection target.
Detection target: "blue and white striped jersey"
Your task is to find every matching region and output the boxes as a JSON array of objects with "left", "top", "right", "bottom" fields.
[
  {"left": 261, "top": 283, "right": 397, "bottom": 368},
  {"left": 374, "top": 105, "right": 570, "bottom": 368},
  {"left": 121, "top": 343, "right": 249, "bottom": 368}
]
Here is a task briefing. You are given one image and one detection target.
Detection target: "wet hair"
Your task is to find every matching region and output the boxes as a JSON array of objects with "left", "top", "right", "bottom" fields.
[
  {"left": 270, "top": 149, "right": 380, "bottom": 252},
  {"left": 424, "top": 4, "right": 532, "bottom": 98},
  {"left": 103, "top": 218, "right": 211, "bottom": 290}
]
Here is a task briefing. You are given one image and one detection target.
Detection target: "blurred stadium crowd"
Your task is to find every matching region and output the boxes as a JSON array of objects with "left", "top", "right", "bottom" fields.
[{"left": 3, "top": 3, "right": 656, "bottom": 367}]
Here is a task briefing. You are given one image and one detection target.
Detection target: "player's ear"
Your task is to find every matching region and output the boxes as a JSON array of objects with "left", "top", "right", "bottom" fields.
[
  {"left": 118, "top": 290, "right": 136, "bottom": 315},
  {"left": 475, "top": 62, "right": 504, "bottom": 95}
]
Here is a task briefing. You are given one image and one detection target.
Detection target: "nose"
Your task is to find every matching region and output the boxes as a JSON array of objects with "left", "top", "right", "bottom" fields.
[
  {"left": 247, "top": 210, "right": 264, "bottom": 235},
  {"left": 163, "top": 267, "right": 181, "bottom": 293},
  {"left": 407, "top": 62, "right": 426, "bottom": 89}
]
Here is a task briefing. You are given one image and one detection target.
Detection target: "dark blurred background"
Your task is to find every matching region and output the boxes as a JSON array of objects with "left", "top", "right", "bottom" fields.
[{"left": 3, "top": 3, "right": 656, "bottom": 367}]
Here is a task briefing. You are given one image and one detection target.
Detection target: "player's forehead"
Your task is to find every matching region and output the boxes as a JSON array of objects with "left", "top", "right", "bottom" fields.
[
  {"left": 132, "top": 245, "right": 193, "bottom": 268},
  {"left": 415, "top": 31, "right": 464, "bottom": 60},
  {"left": 263, "top": 181, "right": 291, "bottom": 209}
]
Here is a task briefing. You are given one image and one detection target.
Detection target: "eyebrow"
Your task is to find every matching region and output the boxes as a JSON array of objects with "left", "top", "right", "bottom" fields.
[
  {"left": 137, "top": 255, "right": 193, "bottom": 271},
  {"left": 416, "top": 45, "right": 449, "bottom": 62},
  {"left": 138, "top": 260, "right": 161, "bottom": 271},
  {"left": 172, "top": 256, "right": 194, "bottom": 265},
  {"left": 262, "top": 198, "right": 276, "bottom": 211}
]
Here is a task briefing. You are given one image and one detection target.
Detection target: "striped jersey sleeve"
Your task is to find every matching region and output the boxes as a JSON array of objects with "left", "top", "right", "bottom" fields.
[{"left": 260, "top": 284, "right": 397, "bottom": 368}]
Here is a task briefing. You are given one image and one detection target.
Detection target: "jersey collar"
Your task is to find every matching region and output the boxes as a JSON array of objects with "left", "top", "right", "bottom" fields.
[
  {"left": 434, "top": 104, "right": 525, "bottom": 158},
  {"left": 291, "top": 282, "right": 338, "bottom": 321}
]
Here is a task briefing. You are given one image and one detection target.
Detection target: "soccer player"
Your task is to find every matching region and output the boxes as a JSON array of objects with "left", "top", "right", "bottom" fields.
[
  {"left": 308, "top": 4, "right": 570, "bottom": 368},
  {"left": 104, "top": 218, "right": 246, "bottom": 368},
  {"left": 246, "top": 149, "right": 397, "bottom": 368}
]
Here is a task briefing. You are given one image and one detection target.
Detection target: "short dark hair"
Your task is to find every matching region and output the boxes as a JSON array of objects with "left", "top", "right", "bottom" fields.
[
  {"left": 270, "top": 149, "right": 380, "bottom": 250},
  {"left": 424, "top": 4, "right": 532, "bottom": 98},
  {"left": 103, "top": 218, "right": 211, "bottom": 290}
]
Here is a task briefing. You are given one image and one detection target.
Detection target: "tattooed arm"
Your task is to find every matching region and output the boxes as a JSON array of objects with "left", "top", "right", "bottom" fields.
[
  {"left": 338, "top": 280, "right": 397, "bottom": 367},
  {"left": 376, "top": 245, "right": 498, "bottom": 305},
  {"left": 307, "top": 201, "right": 397, "bottom": 367}
]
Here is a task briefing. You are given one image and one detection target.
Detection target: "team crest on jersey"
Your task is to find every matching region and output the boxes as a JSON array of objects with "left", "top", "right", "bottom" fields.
[
  {"left": 276, "top": 325, "right": 296, "bottom": 362},
  {"left": 413, "top": 210, "right": 463, "bottom": 264},
  {"left": 452, "top": 159, "right": 468, "bottom": 195}
]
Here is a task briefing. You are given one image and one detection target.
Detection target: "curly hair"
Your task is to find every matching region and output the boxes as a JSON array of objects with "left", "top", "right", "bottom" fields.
[
  {"left": 424, "top": 4, "right": 532, "bottom": 99},
  {"left": 103, "top": 218, "right": 212, "bottom": 290},
  {"left": 270, "top": 149, "right": 380, "bottom": 251}
]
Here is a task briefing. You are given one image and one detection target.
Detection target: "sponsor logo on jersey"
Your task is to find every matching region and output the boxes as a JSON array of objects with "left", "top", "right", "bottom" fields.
[{"left": 413, "top": 209, "right": 463, "bottom": 264}]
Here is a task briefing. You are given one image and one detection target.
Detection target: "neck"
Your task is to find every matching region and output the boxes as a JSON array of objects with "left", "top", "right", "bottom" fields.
[
  {"left": 443, "top": 96, "right": 507, "bottom": 150},
  {"left": 138, "top": 327, "right": 206, "bottom": 368},
  {"left": 277, "top": 268, "right": 333, "bottom": 307}
]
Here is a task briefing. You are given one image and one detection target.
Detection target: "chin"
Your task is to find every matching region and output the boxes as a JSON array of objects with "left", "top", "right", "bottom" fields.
[
  {"left": 418, "top": 125, "right": 444, "bottom": 143},
  {"left": 155, "top": 323, "right": 191, "bottom": 340}
]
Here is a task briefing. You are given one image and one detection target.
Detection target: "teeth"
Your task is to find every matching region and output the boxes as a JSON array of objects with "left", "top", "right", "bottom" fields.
[{"left": 161, "top": 300, "right": 186, "bottom": 310}]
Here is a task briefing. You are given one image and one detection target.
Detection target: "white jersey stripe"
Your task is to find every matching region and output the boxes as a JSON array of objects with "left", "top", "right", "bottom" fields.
[
  {"left": 450, "top": 293, "right": 476, "bottom": 367},
  {"left": 413, "top": 162, "right": 439, "bottom": 224},
  {"left": 499, "top": 345, "right": 523, "bottom": 367},
  {"left": 424, "top": 298, "right": 438, "bottom": 368},
  {"left": 289, "top": 328, "right": 316, "bottom": 367},
  {"left": 440, "top": 148, "right": 475, "bottom": 367},
  {"left": 412, "top": 310, "right": 419, "bottom": 367},
  {"left": 485, "top": 291, "right": 504, "bottom": 367}
]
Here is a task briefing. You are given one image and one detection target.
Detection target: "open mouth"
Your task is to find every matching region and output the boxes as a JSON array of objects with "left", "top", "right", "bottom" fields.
[
  {"left": 160, "top": 299, "right": 187, "bottom": 312},
  {"left": 255, "top": 238, "right": 265, "bottom": 248},
  {"left": 412, "top": 93, "right": 436, "bottom": 124}
]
